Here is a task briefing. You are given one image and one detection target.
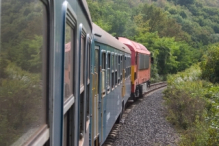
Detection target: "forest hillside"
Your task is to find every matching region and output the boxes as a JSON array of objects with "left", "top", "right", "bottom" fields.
[
  {"left": 87, "top": 0, "right": 219, "bottom": 81},
  {"left": 87, "top": 1, "right": 219, "bottom": 144}
]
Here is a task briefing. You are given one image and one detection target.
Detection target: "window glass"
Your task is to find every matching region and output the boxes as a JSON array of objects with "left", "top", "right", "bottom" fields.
[
  {"left": 79, "top": 92, "right": 84, "bottom": 138},
  {"left": 94, "top": 47, "right": 99, "bottom": 73},
  {"left": 102, "top": 53, "right": 106, "bottom": 92},
  {"left": 120, "top": 55, "right": 123, "bottom": 73},
  {"left": 112, "top": 55, "right": 114, "bottom": 70},
  {"left": 107, "top": 54, "right": 110, "bottom": 88},
  {"left": 94, "top": 48, "right": 99, "bottom": 94},
  {"left": 118, "top": 56, "right": 120, "bottom": 63},
  {"left": 115, "top": 55, "right": 117, "bottom": 70},
  {"left": 64, "top": 24, "right": 73, "bottom": 100},
  {"left": 111, "top": 72, "right": 114, "bottom": 88},
  {"left": 87, "top": 43, "right": 90, "bottom": 80},
  {"left": 115, "top": 71, "right": 117, "bottom": 85},
  {"left": 80, "top": 37, "right": 85, "bottom": 86},
  {"left": 107, "top": 54, "right": 110, "bottom": 68},
  {"left": 0, "top": 0, "right": 46, "bottom": 145},
  {"left": 102, "top": 53, "right": 106, "bottom": 69}
]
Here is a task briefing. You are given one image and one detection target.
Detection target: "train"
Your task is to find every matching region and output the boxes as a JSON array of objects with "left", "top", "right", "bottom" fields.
[{"left": 0, "top": 0, "right": 152, "bottom": 146}]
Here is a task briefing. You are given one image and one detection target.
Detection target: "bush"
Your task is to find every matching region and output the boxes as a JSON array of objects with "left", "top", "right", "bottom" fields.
[
  {"left": 200, "top": 46, "right": 219, "bottom": 83},
  {"left": 164, "top": 86, "right": 206, "bottom": 130},
  {"left": 164, "top": 65, "right": 219, "bottom": 145}
]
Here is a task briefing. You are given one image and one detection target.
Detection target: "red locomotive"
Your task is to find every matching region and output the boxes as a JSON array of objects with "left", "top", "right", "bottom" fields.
[{"left": 118, "top": 37, "right": 152, "bottom": 100}]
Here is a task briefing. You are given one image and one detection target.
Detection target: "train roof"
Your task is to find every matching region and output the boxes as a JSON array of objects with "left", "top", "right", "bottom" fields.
[
  {"left": 118, "top": 37, "right": 150, "bottom": 55},
  {"left": 92, "top": 23, "right": 131, "bottom": 54},
  {"left": 81, "top": 0, "right": 92, "bottom": 28}
]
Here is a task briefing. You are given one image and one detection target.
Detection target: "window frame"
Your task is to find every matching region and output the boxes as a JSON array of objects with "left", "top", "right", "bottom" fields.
[
  {"left": 62, "top": 2, "right": 77, "bottom": 146},
  {"left": 79, "top": 24, "right": 87, "bottom": 91},
  {"left": 101, "top": 50, "right": 106, "bottom": 96},
  {"left": 107, "top": 51, "right": 111, "bottom": 92},
  {"left": 13, "top": 0, "right": 50, "bottom": 146}
]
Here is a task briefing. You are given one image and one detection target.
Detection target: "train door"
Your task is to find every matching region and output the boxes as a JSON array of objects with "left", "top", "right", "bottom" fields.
[{"left": 92, "top": 46, "right": 100, "bottom": 146}]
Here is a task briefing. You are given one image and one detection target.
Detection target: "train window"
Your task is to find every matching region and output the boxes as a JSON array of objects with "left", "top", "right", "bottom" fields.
[
  {"left": 63, "top": 3, "right": 77, "bottom": 146},
  {"left": 115, "top": 55, "right": 117, "bottom": 71},
  {"left": 120, "top": 55, "right": 122, "bottom": 82},
  {"left": 94, "top": 47, "right": 99, "bottom": 73},
  {"left": 102, "top": 53, "right": 106, "bottom": 69},
  {"left": 102, "top": 53, "right": 106, "bottom": 94},
  {"left": 118, "top": 56, "right": 120, "bottom": 73},
  {"left": 63, "top": 106, "right": 74, "bottom": 146},
  {"left": 138, "top": 54, "right": 149, "bottom": 70},
  {"left": 80, "top": 32, "right": 86, "bottom": 87},
  {"left": 123, "top": 56, "right": 126, "bottom": 71},
  {"left": 111, "top": 72, "right": 114, "bottom": 89},
  {"left": 94, "top": 47, "right": 99, "bottom": 95},
  {"left": 111, "top": 54, "right": 114, "bottom": 89},
  {"left": 107, "top": 53, "right": 110, "bottom": 89},
  {"left": 135, "top": 54, "right": 138, "bottom": 64},
  {"left": 87, "top": 42, "right": 91, "bottom": 81},
  {"left": 64, "top": 24, "right": 74, "bottom": 100},
  {"left": 0, "top": 0, "right": 48, "bottom": 145},
  {"left": 118, "top": 56, "right": 120, "bottom": 63},
  {"left": 112, "top": 54, "right": 114, "bottom": 70},
  {"left": 120, "top": 55, "right": 122, "bottom": 74},
  {"left": 115, "top": 71, "right": 117, "bottom": 85}
]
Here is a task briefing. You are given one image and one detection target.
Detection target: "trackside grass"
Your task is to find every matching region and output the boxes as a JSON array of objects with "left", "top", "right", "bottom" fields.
[{"left": 163, "top": 65, "right": 219, "bottom": 145}]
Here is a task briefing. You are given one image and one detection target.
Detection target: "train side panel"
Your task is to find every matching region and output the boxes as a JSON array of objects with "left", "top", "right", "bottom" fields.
[
  {"left": 0, "top": 0, "right": 92, "bottom": 145},
  {"left": 91, "top": 23, "right": 131, "bottom": 146}
]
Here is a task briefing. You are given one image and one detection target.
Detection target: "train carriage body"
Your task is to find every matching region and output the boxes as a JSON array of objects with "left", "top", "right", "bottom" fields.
[
  {"left": 118, "top": 37, "right": 151, "bottom": 100},
  {"left": 0, "top": 0, "right": 154, "bottom": 145},
  {"left": 0, "top": 0, "right": 92, "bottom": 145},
  {"left": 91, "top": 23, "right": 131, "bottom": 146}
]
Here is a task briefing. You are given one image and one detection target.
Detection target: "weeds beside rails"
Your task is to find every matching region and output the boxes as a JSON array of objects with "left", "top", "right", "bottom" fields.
[{"left": 163, "top": 65, "right": 219, "bottom": 146}]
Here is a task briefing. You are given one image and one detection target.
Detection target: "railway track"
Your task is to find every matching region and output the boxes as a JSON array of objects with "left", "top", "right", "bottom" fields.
[{"left": 103, "top": 82, "right": 167, "bottom": 146}]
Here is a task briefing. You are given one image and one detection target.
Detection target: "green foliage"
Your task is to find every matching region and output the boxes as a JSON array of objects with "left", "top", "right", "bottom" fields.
[
  {"left": 134, "top": 32, "right": 193, "bottom": 77},
  {"left": 87, "top": 0, "right": 219, "bottom": 82},
  {"left": 0, "top": 63, "right": 42, "bottom": 145},
  {"left": 200, "top": 45, "right": 219, "bottom": 83},
  {"left": 164, "top": 65, "right": 219, "bottom": 145},
  {"left": 0, "top": 0, "right": 44, "bottom": 145}
]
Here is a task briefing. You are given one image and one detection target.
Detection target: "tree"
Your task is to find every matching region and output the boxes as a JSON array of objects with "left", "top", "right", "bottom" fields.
[{"left": 200, "top": 46, "right": 219, "bottom": 83}]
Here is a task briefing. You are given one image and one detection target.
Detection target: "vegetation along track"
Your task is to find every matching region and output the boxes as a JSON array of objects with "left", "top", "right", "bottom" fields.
[{"left": 103, "top": 82, "right": 167, "bottom": 146}]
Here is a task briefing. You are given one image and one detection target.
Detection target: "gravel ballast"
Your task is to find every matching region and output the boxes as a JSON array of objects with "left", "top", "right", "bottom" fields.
[{"left": 113, "top": 88, "right": 179, "bottom": 146}]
